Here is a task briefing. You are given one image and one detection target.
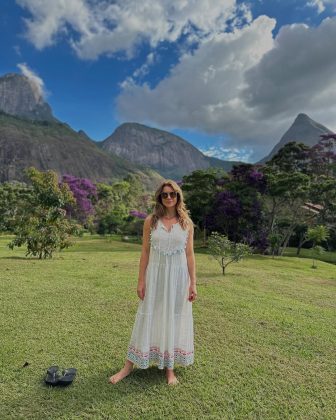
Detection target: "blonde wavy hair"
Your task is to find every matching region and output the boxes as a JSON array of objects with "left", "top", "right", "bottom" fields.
[{"left": 150, "top": 179, "right": 193, "bottom": 231}]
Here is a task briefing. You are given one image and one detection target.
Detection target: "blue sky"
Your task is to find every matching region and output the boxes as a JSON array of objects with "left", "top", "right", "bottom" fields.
[{"left": 1, "top": 0, "right": 336, "bottom": 163}]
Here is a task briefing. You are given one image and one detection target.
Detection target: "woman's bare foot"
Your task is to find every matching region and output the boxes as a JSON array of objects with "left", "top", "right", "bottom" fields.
[
  {"left": 165, "top": 368, "right": 179, "bottom": 385},
  {"left": 108, "top": 360, "right": 134, "bottom": 384}
]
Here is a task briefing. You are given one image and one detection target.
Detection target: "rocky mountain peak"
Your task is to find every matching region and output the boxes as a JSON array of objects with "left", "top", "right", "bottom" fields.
[
  {"left": 257, "top": 113, "right": 333, "bottom": 163},
  {"left": 0, "top": 72, "right": 54, "bottom": 121},
  {"left": 294, "top": 113, "right": 311, "bottom": 122},
  {"left": 100, "top": 122, "right": 211, "bottom": 178}
]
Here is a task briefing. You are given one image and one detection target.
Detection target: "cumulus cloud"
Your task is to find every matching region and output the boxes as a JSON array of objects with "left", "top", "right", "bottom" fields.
[
  {"left": 17, "top": 62, "right": 46, "bottom": 100},
  {"left": 116, "top": 15, "right": 336, "bottom": 160},
  {"left": 116, "top": 16, "right": 278, "bottom": 144},
  {"left": 16, "top": 0, "right": 239, "bottom": 59},
  {"left": 243, "top": 17, "right": 336, "bottom": 121},
  {"left": 307, "top": 0, "right": 335, "bottom": 14}
]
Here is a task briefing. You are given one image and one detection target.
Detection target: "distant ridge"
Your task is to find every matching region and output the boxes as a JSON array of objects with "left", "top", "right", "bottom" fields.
[{"left": 100, "top": 122, "right": 240, "bottom": 178}]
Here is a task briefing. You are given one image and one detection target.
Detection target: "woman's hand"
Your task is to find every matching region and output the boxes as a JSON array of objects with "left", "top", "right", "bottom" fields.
[
  {"left": 137, "top": 281, "right": 146, "bottom": 300},
  {"left": 188, "top": 284, "right": 197, "bottom": 302}
]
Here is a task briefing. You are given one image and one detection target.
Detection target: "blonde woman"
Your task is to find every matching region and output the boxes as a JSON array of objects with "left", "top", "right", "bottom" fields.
[{"left": 109, "top": 180, "right": 197, "bottom": 385}]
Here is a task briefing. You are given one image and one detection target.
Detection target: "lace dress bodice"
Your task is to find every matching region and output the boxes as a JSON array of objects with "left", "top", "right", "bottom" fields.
[{"left": 150, "top": 219, "right": 189, "bottom": 256}]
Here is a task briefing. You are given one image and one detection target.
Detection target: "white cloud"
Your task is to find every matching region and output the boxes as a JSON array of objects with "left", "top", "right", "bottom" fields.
[
  {"left": 200, "top": 146, "right": 253, "bottom": 162},
  {"left": 116, "top": 16, "right": 278, "bottom": 144},
  {"left": 132, "top": 52, "right": 156, "bottom": 79},
  {"left": 307, "top": 0, "right": 335, "bottom": 14},
  {"left": 17, "top": 62, "right": 47, "bottom": 100},
  {"left": 16, "top": 0, "right": 239, "bottom": 59},
  {"left": 243, "top": 17, "right": 336, "bottom": 122},
  {"left": 307, "top": 0, "right": 326, "bottom": 13},
  {"left": 117, "top": 15, "right": 336, "bottom": 160}
]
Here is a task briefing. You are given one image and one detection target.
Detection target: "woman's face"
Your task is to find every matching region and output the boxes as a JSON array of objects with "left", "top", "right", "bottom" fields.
[{"left": 161, "top": 185, "right": 178, "bottom": 210}]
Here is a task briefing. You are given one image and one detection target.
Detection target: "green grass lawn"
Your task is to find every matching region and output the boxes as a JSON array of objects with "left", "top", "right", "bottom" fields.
[
  {"left": 0, "top": 236, "right": 335, "bottom": 419},
  {"left": 284, "top": 246, "right": 336, "bottom": 265}
]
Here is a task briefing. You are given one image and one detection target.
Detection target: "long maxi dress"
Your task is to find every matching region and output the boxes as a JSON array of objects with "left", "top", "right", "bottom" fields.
[{"left": 126, "top": 219, "right": 194, "bottom": 369}]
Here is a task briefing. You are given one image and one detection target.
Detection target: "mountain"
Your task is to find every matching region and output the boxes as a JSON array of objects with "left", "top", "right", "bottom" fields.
[
  {"left": 0, "top": 112, "right": 162, "bottom": 189},
  {"left": 0, "top": 73, "right": 54, "bottom": 122},
  {"left": 258, "top": 113, "right": 334, "bottom": 164},
  {"left": 100, "top": 122, "right": 239, "bottom": 178},
  {"left": 0, "top": 73, "right": 162, "bottom": 190}
]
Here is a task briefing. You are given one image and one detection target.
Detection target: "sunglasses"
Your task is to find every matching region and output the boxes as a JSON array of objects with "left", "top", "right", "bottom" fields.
[{"left": 160, "top": 191, "right": 178, "bottom": 199}]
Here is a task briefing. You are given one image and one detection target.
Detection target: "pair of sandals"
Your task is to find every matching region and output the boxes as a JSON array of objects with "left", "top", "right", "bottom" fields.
[{"left": 45, "top": 365, "right": 77, "bottom": 387}]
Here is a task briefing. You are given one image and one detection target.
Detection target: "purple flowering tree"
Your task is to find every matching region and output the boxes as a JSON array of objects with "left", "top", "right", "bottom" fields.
[
  {"left": 61, "top": 174, "right": 97, "bottom": 225},
  {"left": 308, "top": 134, "right": 336, "bottom": 177},
  {"left": 207, "top": 164, "right": 268, "bottom": 252},
  {"left": 129, "top": 210, "right": 148, "bottom": 219}
]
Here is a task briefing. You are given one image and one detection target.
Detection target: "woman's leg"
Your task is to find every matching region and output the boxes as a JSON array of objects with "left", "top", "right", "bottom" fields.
[
  {"left": 108, "top": 360, "right": 134, "bottom": 384},
  {"left": 165, "top": 367, "right": 179, "bottom": 385}
]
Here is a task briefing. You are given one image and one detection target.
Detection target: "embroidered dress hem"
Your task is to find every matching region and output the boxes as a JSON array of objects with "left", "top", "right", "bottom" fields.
[{"left": 127, "top": 346, "right": 194, "bottom": 370}]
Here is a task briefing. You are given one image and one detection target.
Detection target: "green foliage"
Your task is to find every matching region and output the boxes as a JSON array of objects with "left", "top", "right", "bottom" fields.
[
  {"left": 269, "top": 141, "right": 310, "bottom": 173},
  {"left": 262, "top": 163, "right": 312, "bottom": 255},
  {"left": 8, "top": 167, "right": 81, "bottom": 259},
  {"left": 95, "top": 175, "right": 145, "bottom": 234},
  {"left": 182, "top": 168, "right": 227, "bottom": 244},
  {"left": 268, "top": 232, "right": 282, "bottom": 257},
  {"left": 182, "top": 168, "right": 227, "bottom": 225},
  {"left": 208, "top": 231, "right": 252, "bottom": 275},
  {"left": 307, "top": 225, "right": 330, "bottom": 245},
  {"left": 0, "top": 181, "right": 32, "bottom": 232},
  {"left": 95, "top": 181, "right": 131, "bottom": 234}
]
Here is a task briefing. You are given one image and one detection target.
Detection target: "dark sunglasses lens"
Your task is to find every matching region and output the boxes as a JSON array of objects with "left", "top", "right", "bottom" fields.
[{"left": 161, "top": 192, "right": 177, "bottom": 199}]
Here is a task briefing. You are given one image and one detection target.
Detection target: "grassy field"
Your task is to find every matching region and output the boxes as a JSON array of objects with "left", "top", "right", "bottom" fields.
[
  {"left": 0, "top": 235, "right": 335, "bottom": 419},
  {"left": 283, "top": 246, "right": 336, "bottom": 265}
]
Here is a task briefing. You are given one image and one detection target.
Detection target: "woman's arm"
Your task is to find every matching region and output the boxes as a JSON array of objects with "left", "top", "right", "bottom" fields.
[
  {"left": 137, "top": 215, "right": 151, "bottom": 300},
  {"left": 186, "top": 224, "right": 197, "bottom": 302}
]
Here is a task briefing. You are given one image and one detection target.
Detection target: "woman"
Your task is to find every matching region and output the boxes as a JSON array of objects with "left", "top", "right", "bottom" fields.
[{"left": 109, "top": 179, "right": 197, "bottom": 385}]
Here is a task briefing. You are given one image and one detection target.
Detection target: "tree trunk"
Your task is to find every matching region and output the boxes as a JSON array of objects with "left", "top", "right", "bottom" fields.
[
  {"left": 279, "top": 232, "right": 292, "bottom": 256},
  {"left": 296, "top": 237, "right": 309, "bottom": 256},
  {"left": 296, "top": 242, "right": 303, "bottom": 256}
]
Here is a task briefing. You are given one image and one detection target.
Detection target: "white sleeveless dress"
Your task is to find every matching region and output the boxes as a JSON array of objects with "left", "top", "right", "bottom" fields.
[{"left": 126, "top": 219, "right": 194, "bottom": 369}]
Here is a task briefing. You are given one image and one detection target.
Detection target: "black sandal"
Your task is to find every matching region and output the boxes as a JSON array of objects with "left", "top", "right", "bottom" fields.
[
  {"left": 57, "top": 368, "right": 77, "bottom": 386},
  {"left": 45, "top": 366, "right": 77, "bottom": 386},
  {"left": 45, "top": 366, "right": 62, "bottom": 386}
]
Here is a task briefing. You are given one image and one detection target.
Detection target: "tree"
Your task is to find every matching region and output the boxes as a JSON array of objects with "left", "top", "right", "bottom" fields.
[
  {"left": 307, "top": 225, "right": 329, "bottom": 269},
  {"left": 268, "top": 142, "right": 310, "bottom": 173},
  {"left": 261, "top": 162, "right": 311, "bottom": 255},
  {"left": 0, "top": 181, "right": 32, "bottom": 232},
  {"left": 182, "top": 168, "right": 227, "bottom": 243},
  {"left": 208, "top": 231, "right": 252, "bottom": 275},
  {"left": 8, "top": 167, "right": 81, "bottom": 259},
  {"left": 62, "top": 175, "right": 97, "bottom": 226},
  {"left": 207, "top": 164, "right": 268, "bottom": 252},
  {"left": 307, "top": 134, "right": 336, "bottom": 178},
  {"left": 94, "top": 176, "right": 145, "bottom": 234}
]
